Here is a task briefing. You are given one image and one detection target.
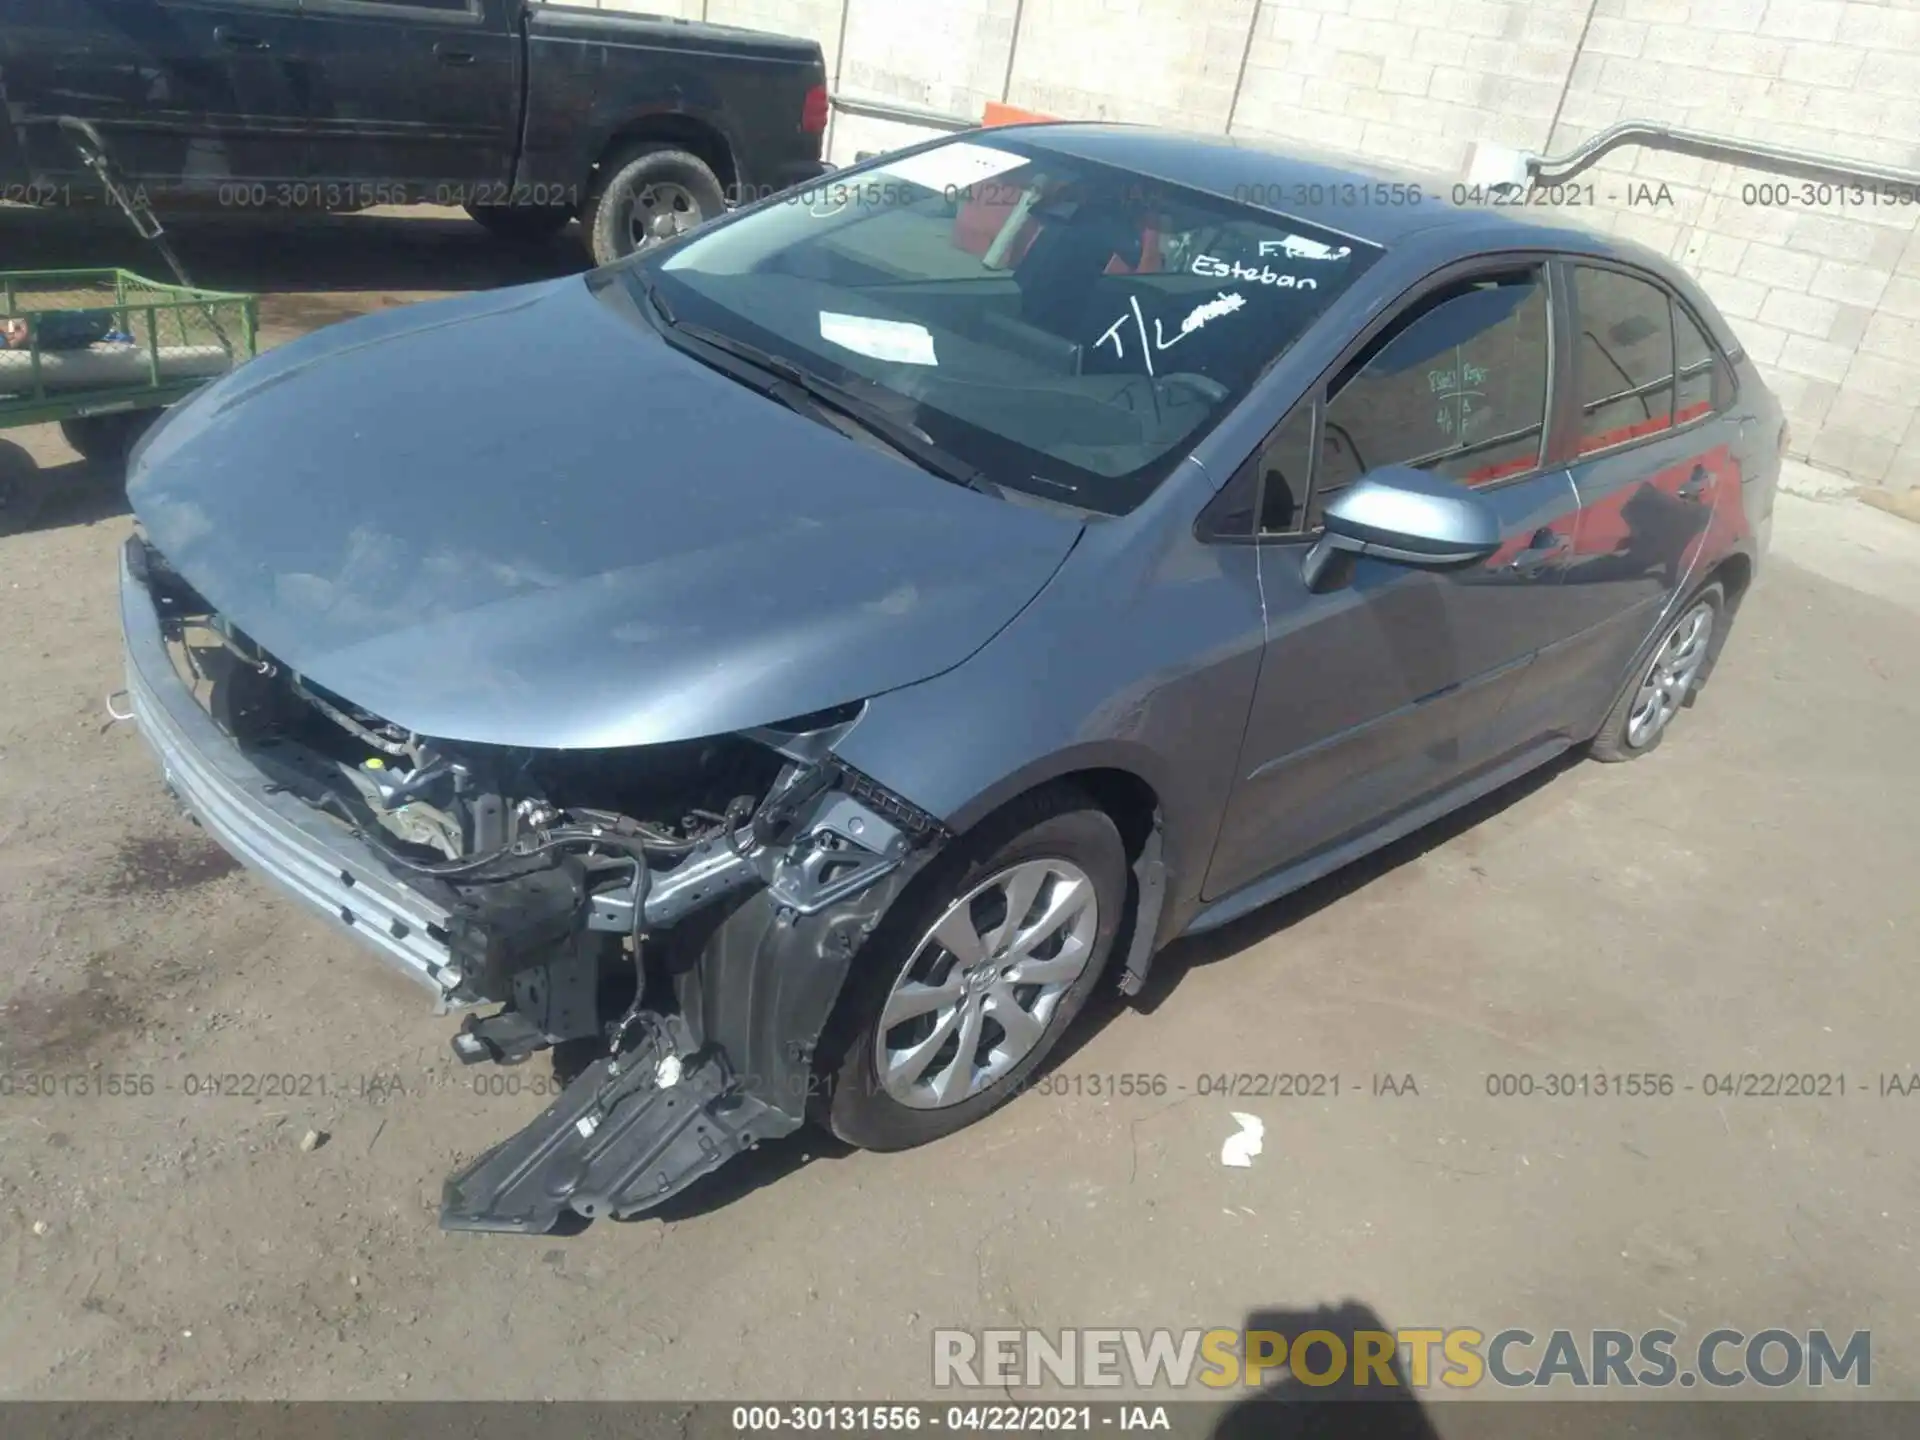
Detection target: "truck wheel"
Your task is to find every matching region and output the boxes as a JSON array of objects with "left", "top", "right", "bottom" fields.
[
  {"left": 464, "top": 203, "right": 574, "bottom": 244},
  {"left": 813, "top": 786, "right": 1127, "bottom": 1152},
  {"left": 583, "top": 144, "right": 728, "bottom": 267},
  {"left": 60, "top": 408, "right": 162, "bottom": 464}
]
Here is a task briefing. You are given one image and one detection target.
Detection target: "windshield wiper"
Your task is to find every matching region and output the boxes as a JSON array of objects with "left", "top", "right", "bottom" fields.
[
  {"left": 635, "top": 275, "right": 1000, "bottom": 498},
  {"left": 636, "top": 272, "right": 677, "bottom": 329}
]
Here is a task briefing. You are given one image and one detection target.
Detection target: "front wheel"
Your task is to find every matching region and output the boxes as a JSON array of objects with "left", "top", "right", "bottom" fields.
[
  {"left": 816, "top": 787, "right": 1127, "bottom": 1151},
  {"left": 582, "top": 144, "right": 728, "bottom": 267},
  {"left": 1589, "top": 581, "right": 1725, "bottom": 762}
]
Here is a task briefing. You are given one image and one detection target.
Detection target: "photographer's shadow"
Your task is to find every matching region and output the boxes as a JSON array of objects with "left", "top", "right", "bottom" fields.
[{"left": 1212, "top": 1303, "right": 1443, "bottom": 1440}]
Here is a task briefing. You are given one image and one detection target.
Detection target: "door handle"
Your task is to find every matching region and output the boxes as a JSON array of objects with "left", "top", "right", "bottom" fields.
[
  {"left": 1507, "top": 527, "right": 1567, "bottom": 573},
  {"left": 434, "top": 44, "right": 477, "bottom": 66},
  {"left": 1677, "top": 466, "right": 1711, "bottom": 503},
  {"left": 213, "top": 25, "right": 270, "bottom": 50}
]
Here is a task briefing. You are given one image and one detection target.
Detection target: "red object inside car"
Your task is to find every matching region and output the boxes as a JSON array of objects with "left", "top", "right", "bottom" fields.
[{"left": 950, "top": 186, "right": 1164, "bottom": 273}]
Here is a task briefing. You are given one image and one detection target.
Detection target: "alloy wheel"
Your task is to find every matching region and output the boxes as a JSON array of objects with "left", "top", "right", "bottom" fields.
[
  {"left": 1626, "top": 600, "right": 1715, "bottom": 749},
  {"left": 876, "top": 858, "right": 1100, "bottom": 1110},
  {"left": 628, "top": 181, "right": 702, "bottom": 251}
]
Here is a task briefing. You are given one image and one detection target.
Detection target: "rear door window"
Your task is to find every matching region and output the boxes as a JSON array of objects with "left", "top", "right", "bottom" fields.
[{"left": 1573, "top": 266, "right": 1676, "bottom": 455}]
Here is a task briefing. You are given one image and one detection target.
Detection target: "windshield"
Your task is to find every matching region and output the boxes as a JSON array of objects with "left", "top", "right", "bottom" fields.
[{"left": 619, "top": 136, "right": 1382, "bottom": 514}]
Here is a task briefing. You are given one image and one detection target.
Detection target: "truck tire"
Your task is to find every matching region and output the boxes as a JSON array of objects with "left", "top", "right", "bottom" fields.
[
  {"left": 464, "top": 203, "right": 574, "bottom": 244},
  {"left": 60, "top": 408, "right": 163, "bottom": 464},
  {"left": 583, "top": 144, "right": 728, "bottom": 267}
]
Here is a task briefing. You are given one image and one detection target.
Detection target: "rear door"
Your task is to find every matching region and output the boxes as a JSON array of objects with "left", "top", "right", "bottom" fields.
[
  {"left": 301, "top": 0, "right": 518, "bottom": 192},
  {"left": 1547, "top": 262, "right": 1736, "bottom": 727},
  {"left": 1203, "top": 259, "right": 1585, "bottom": 901}
]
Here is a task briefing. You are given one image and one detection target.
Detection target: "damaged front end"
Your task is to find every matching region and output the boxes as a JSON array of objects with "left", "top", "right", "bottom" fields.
[{"left": 121, "top": 535, "right": 947, "bottom": 1233}]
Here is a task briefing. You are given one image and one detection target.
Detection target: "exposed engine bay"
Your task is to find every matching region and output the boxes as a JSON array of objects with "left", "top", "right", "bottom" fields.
[{"left": 132, "top": 537, "right": 948, "bottom": 1232}]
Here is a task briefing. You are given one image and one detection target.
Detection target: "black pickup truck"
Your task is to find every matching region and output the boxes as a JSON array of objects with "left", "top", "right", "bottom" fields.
[{"left": 1, "top": 0, "right": 831, "bottom": 263}]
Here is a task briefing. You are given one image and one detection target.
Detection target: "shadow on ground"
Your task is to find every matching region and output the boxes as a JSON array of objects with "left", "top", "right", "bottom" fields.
[
  {"left": 1212, "top": 1302, "right": 1442, "bottom": 1439},
  {"left": 0, "top": 437, "right": 128, "bottom": 538},
  {"left": 1208, "top": 1303, "right": 1911, "bottom": 1438}
]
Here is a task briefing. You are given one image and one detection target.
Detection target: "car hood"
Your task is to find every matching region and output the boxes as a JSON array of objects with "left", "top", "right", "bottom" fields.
[{"left": 127, "top": 276, "right": 1082, "bottom": 749}]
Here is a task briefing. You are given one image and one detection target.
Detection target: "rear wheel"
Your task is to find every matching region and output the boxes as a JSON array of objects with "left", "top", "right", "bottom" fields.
[
  {"left": 59, "top": 408, "right": 162, "bottom": 464},
  {"left": 1590, "top": 581, "right": 1725, "bottom": 762},
  {"left": 464, "top": 202, "right": 574, "bottom": 244},
  {"left": 816, "top": 787, "right": 1127, "bottom": 1151},
  {"left": 582, "top": 144, "right": 728, "bottom": 267}
]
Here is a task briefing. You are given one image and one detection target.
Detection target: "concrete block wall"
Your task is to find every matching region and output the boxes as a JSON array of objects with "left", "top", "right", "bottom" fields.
[
  {"left": 1003, "top": 0, "right": 1258, "bottom": 132},
  {"left": 1231, "top": 0, "right": 1593, "bottom": 170},
  {"left": 1542, "top": 0, "right": 1920, "bottom": 488},
  {"left": 832, "top": 0, "right": 1021, "bottom": 161},
  {"left": 584, "top": 0, "right": 1920, "bottom": 489}
]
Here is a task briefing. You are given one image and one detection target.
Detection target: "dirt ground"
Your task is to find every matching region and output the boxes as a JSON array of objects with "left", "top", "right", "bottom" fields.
[{"left": 2, "top": 205, "right": 1919, "bottom": 1405}]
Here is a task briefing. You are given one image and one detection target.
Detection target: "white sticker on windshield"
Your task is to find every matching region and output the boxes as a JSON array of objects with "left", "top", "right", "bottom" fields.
[
  {"left": 819, "top": 312, "right": 939, "bottom": 367},
  {"left": 872, "top": 142, "right": 1028, "bottom": 195},
  {"left": 1259, "top": 235, "right": 1353, "bottom": 261}
]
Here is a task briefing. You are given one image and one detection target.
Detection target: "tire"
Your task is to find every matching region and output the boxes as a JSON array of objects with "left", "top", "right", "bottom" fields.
[
  {"left": 582, "top": 144, "right": 728, "bottom": 268},
  {"left": 1589, "top": 580, "right": 1726, "bottom": 763},
  {"left": 815, "top": 786, "right": 1128, "bottom": 1152},
  {"left": 464, "top": 202, "right": 574, "bottom": 244},
  {"left": 59, "top": 408, "right": 162, "bottom": 464}
]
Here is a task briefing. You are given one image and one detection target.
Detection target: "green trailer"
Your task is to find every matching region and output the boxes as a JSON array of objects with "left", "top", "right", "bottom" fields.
[
  {"left": 1, "top": 267, "right": 257, "bottom": 451},
  {"left": 0, "top": 118, "right": 261, "bottom": 524}
]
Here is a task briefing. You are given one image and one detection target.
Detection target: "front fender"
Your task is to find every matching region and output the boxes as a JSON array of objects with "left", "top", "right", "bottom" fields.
[
  {"left": 936, "top": 738, "right": 1178, "bottom": 845},
  {"left": 830, "top": 482, "right": 1268, "bottom": 944}
]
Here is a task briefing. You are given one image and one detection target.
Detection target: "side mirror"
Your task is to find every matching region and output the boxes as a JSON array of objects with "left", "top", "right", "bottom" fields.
[{"left": 1301, "top": 465, "right": 1503, "bottom": 590}]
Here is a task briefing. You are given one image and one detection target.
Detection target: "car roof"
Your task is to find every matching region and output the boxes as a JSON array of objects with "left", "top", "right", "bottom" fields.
[
  {"left": 1011, "top": 121, "right": 1586, "bottom": 248},
  {"left": 1005, "top": 122, "right": 1744, "bottom": 356}
]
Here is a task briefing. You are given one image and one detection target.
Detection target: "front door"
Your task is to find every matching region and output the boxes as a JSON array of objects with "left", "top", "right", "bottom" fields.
[
  {"left": 301, "top": 0, "right": 518, "bottom": 193},
  {"left": 1204, "top": 261, "right": 1584, "bottom": 902}
]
